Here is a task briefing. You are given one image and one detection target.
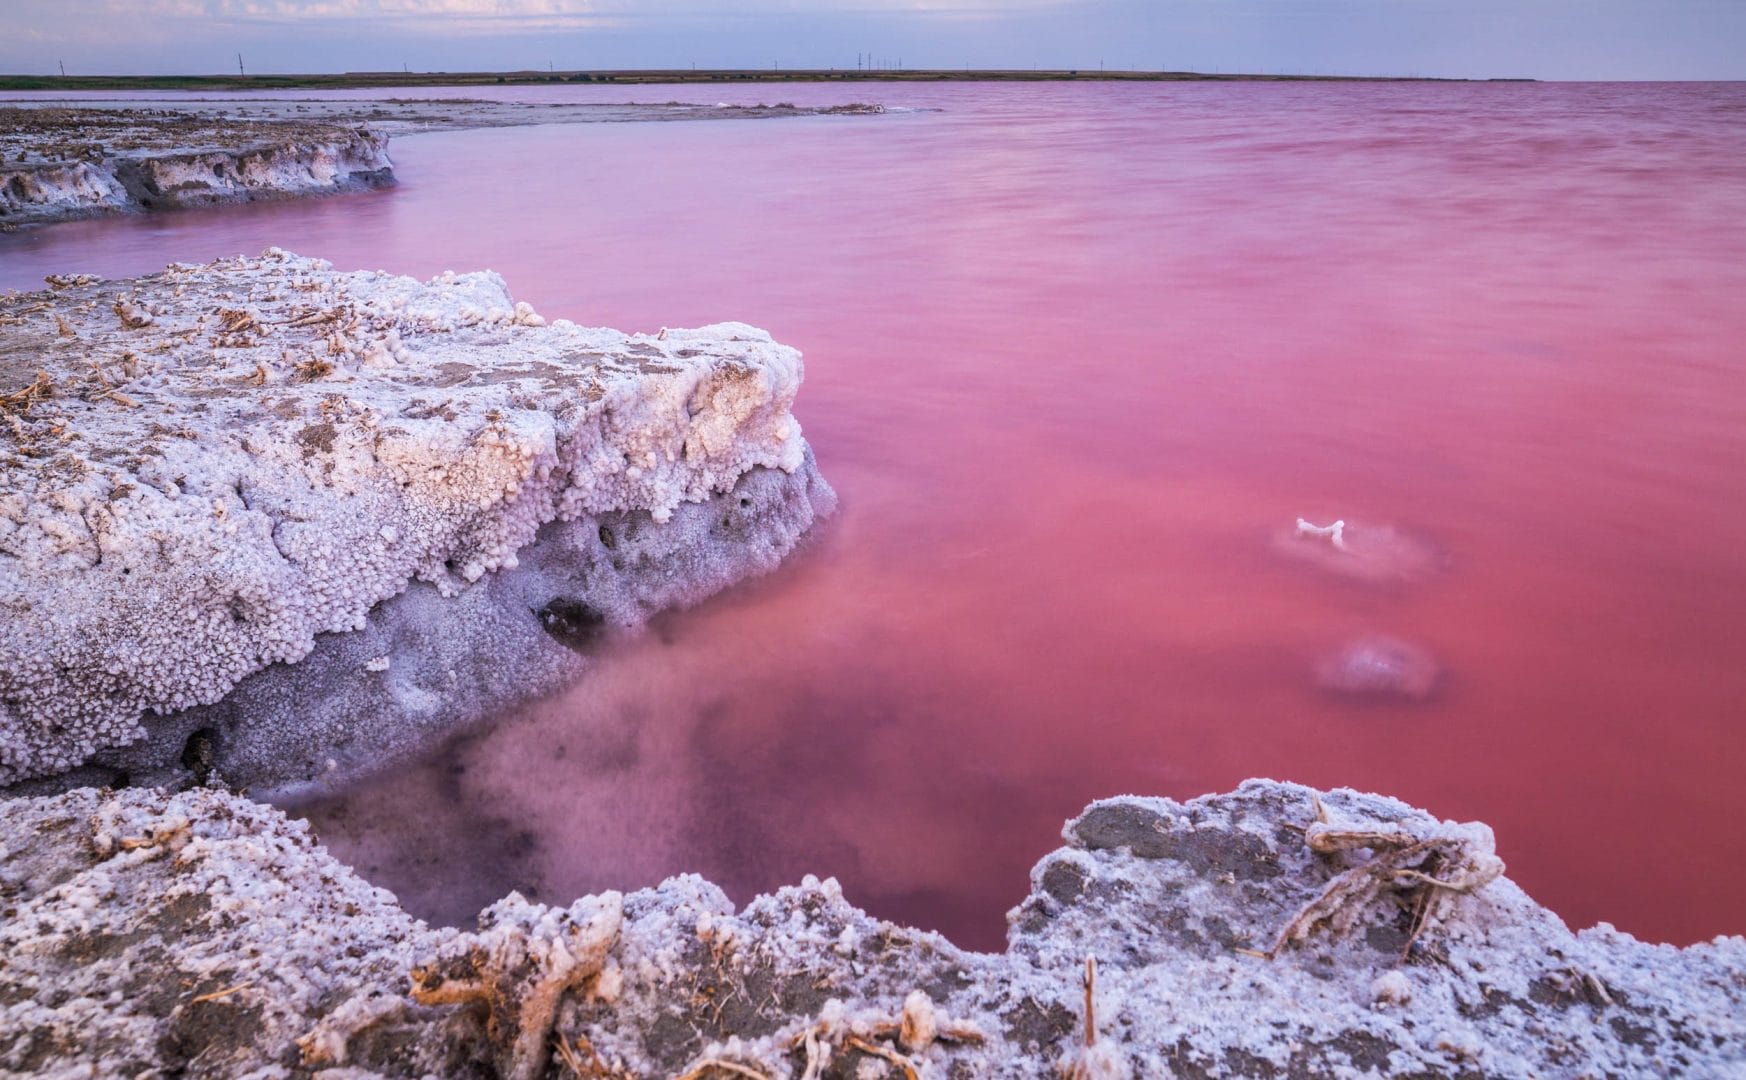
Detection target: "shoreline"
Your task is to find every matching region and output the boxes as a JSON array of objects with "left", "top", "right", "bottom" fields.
[
  {"left": 3, "top": 258, "right": 1741, "bottom": 1076},
  {"left": 0, "top": 99, "right": 890, "bottom": 230},
  {"left": 3, "top": 94, "right": 1741, "bottom": 1077}
]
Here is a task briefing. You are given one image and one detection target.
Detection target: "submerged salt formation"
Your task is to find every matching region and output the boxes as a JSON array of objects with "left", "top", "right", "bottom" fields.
[
  {"left": 0, "top": 107, "right": 392, "bottom": 227},
  {"left": 2, "top": 780, "right": 1740, "bottom": 1077},
  {"left": 0, "top": 251, "right": 832, "bottom": 791},
  {"left": 1316, "top": 634, "right": 1440, "bottom": 699}
]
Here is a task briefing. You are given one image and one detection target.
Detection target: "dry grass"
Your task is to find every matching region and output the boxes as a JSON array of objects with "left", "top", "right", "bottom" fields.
[
  {"left": 0, "top": 370, "right": 54, "bottom": 414},
  {"left": 292, "top": 357, "right": 336, "bottom": 383},
  {"left": 670, "top": 1059, "right": 771, "bottom": 1080},
  {"left": 189, "top": 983, "right": 252, "bottom": 1004}
]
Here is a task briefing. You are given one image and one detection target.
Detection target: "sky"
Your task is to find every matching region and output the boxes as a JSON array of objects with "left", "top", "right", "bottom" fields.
[{"left": 2, "top": 0, "right": 1743, "bottom": 81}]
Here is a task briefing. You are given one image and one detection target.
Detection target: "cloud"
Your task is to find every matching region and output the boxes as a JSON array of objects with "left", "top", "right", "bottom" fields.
[
  {"left": 0, "top": 0, "right": 1091, "bottom": 47},
  {"left": 2, "top": 0, "right": 1096, "bottom": 54},
  {"left": 91, "top": 0, "right": 1084, "bottom": 17}
]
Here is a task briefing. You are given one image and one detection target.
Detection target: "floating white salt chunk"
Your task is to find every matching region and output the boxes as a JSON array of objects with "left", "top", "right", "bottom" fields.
[
  {"left": 1295, "top": 517, "right": 1347, "bottom": 550},
  {"left": 1274, "top": 517, "right": 1444, "bottom": 583}
]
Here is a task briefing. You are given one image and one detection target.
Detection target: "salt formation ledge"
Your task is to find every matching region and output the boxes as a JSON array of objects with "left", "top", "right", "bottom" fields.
[
  {"left": 2, "top": 780, "right": 1740, "bottom": 1077},
  {"left": 0, "top": 250, "right": 822, "bottom": 786},
  {"left": 0, "top": 108, "right": 391, "bottom": 227}
]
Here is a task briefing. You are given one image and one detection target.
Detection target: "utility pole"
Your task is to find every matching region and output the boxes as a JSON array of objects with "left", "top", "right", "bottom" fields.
[
  {"left": 237, "top": 53, "right": 245, "bottom": 77},
  {"left": 58, "top": 60, "right": 66, "bottom": 77}
]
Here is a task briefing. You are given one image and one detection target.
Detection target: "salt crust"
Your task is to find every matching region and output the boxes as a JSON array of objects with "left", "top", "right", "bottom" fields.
[
  {"left": 2, "top": 780, "right": 1740, "bottom": 1078},
  {"left": 0, "top": 132, "right": 392, "bottom": 226},
  {"left": 0, "top": 251, "right": 810, "bottom": 784},
  {"left": 54, "top": 456, "right": 836, "bottom": 796}
]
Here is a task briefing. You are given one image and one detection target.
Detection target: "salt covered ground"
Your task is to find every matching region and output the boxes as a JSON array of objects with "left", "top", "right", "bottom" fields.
[
  {"left": 0, "top": 251, "right": 832, "bottom": 792},
  {"left": 3, "top": 780, "right": 1741, "bottom": 1078}
]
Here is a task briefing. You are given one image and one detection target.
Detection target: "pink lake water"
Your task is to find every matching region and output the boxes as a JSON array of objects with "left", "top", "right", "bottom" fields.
[{"left": 4, "top": 81, "right": 1745, "bottom": 953}]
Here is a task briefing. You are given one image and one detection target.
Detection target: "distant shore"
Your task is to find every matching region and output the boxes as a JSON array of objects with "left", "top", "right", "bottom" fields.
[
  {"left": 0, "top": 68, "right": 1526, "bottom": 92},
  {"left": 0, "top": 99, "right": 889, "bottom": 229}
]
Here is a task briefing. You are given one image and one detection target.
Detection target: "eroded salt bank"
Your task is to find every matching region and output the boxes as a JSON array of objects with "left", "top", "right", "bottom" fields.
[
  {"left": 0, "top": 107, "right": 394, "bottom": 228},
  {"left": 0, "top": 101, "right": 893, "bottom": 229},
  {"left": 0, "top": 250, "right": 833, "bottom": 791}
]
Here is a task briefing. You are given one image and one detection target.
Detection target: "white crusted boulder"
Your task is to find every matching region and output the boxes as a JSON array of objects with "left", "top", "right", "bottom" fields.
[{"left": 0, "top": 250, "right": 830, "bottom": 787}]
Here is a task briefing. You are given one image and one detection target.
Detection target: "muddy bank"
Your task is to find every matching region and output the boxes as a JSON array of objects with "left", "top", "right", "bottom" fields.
[
  {"left": 0, "top": 251, "right": 831, "bottom": 793},
  {"left": 2, "top": 779, "right": 1739, "bottom": 1077}
]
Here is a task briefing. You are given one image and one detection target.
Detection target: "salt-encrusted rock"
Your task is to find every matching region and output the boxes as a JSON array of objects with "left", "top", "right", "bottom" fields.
[
  {"left": 0, "top": 786, "right": 490, "bottom": 1079},
  {"left": 0, "top": 107, "right": 392, "bottom": 227},
  {"left": 47, "top": 457, "right": 835, "bottom": 795},
  {"left": 0, "top": 251, "right": 829, "bottom": 788},
  {"left": 110, "top": 132, "right": 393, "bottom": 212},
  {"left": 3, "top": 781, "right": 1740, "bottom": 1077}
]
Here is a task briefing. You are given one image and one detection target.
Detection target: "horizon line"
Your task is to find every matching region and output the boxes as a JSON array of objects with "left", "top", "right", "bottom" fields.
[{"left": 0, "top": 67, "right": 1563, "bottom": 85}]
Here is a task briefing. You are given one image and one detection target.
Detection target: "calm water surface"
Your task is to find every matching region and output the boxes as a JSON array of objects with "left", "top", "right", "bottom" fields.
[{"left": 5, "top": 81, "right": 1744, "bottom": 952}]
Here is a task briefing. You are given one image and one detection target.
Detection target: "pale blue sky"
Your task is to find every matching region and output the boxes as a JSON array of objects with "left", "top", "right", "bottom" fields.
[{"left": 3, "top": 1, "right": 1743, "bottom": 80}]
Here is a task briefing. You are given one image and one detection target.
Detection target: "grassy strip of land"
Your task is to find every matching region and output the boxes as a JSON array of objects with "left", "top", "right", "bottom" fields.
[{"left": 0, "top": 68, "right": 1517, "bottom": 92}]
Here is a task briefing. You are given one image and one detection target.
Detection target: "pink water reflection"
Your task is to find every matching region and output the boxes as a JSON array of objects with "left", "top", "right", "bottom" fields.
[{"left": 5, "top": 81, "right": 1745, "bottom": 951}]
